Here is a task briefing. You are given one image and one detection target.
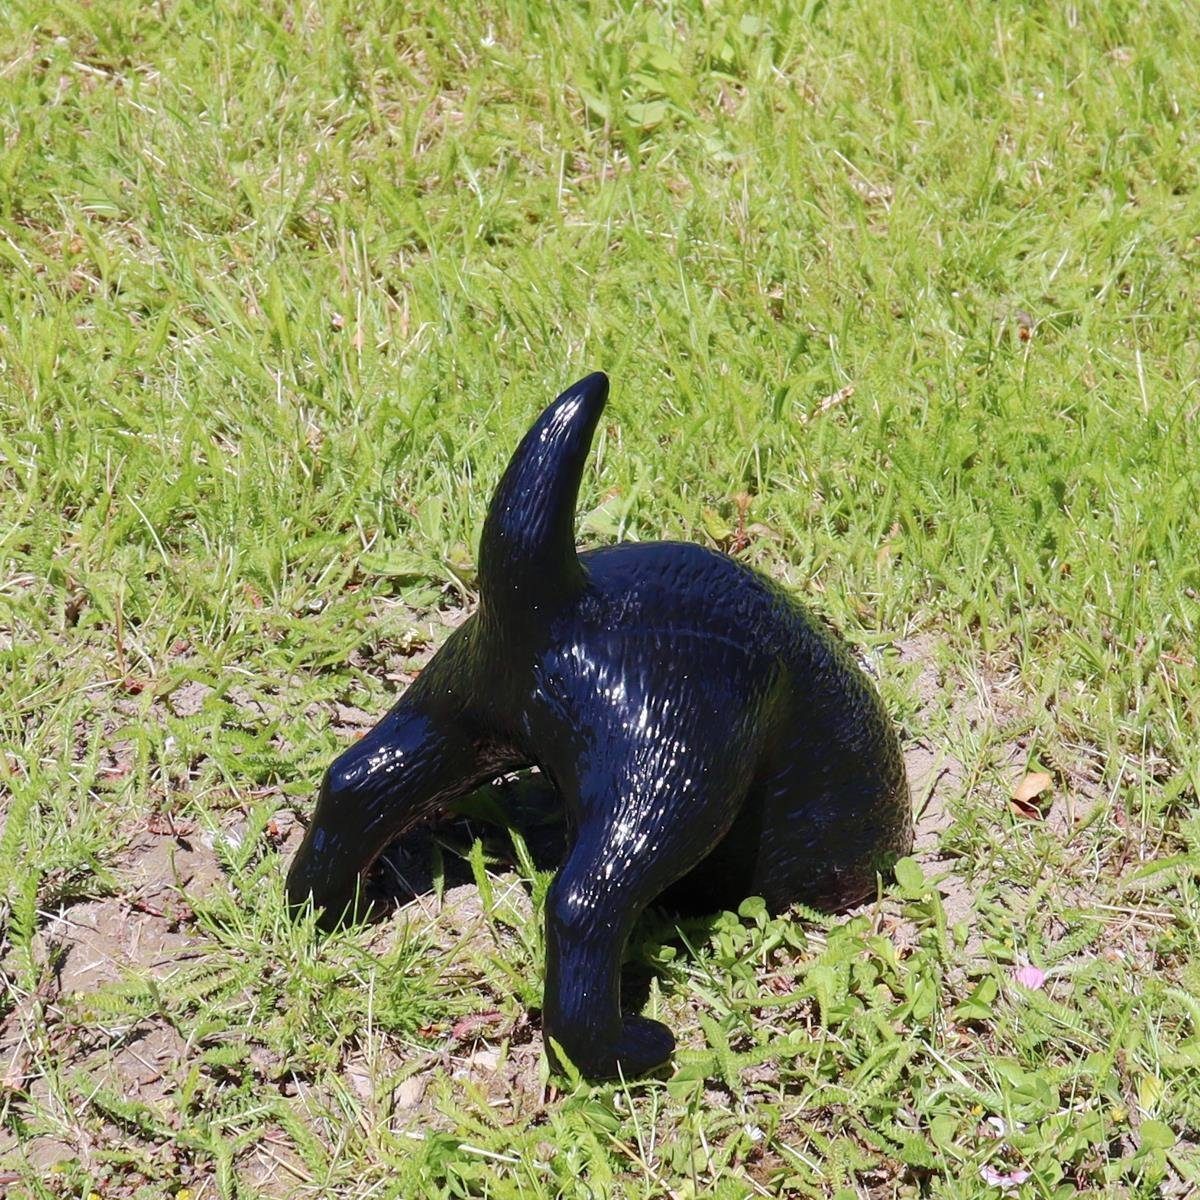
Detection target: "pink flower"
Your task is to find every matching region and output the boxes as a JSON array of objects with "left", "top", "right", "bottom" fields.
[
  {"left": 981, "top": 1164, "right": 1031, "bottom": 1191},
  {"left": 1012, "top": 964, "right": 1046, "bottom": 990}
]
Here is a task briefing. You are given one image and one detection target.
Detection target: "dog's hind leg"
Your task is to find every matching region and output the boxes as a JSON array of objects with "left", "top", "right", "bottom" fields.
[{"left": 540, "top": 744, "right": 755, "bottom": 1078}]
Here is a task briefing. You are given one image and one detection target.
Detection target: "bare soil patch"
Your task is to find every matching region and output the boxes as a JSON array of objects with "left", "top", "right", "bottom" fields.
[{"left": 0, "top": 621, "right": 1142, "bottom": 1193}]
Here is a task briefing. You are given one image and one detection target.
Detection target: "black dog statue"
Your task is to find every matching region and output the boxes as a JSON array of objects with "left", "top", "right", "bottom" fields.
[{"left": 286, "top": 372, "right": 912, "bottom": 1078}]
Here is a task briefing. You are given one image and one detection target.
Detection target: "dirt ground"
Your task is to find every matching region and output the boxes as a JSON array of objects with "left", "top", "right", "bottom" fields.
[{"left": 0, "top": 630, "right": 1121, "bottom": 1194}]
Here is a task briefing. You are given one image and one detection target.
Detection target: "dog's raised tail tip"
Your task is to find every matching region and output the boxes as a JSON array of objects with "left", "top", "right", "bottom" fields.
[
  {"left": 570, "top": 371, "right": 609, "bottom": 400},
  {"left": 477, "top": 371, "right": 611, "bottom": 613}
]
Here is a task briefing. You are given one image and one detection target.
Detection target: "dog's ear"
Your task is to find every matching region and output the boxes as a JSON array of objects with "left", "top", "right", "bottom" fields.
[{"left": 477, "top": 373, "right": 609, "bottom": 616}]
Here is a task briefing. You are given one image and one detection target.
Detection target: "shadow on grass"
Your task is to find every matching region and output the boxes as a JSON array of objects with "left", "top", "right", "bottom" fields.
[{"left": 365, "top": 769, "right": 727, "bottom": 1016}]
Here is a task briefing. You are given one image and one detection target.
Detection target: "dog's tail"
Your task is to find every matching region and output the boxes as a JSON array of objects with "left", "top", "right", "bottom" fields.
[{"left": 477, "top": 372, "right": 608, "bottom": 619}]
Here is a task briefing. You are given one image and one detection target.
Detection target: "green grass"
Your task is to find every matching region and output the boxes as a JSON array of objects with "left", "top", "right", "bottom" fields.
[{"left": 2, "top": 0, "right": 1199, "bottom": 1196}]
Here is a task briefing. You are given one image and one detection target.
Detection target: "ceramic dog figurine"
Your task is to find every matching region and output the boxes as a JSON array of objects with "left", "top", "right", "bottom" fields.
[{"left": 286, "top": 372, "right": 912, "bottom": 1078}]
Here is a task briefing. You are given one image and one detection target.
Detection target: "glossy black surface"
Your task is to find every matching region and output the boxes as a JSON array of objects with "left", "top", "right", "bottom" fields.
[{"left": 285, "top": 372, "right": 912, "bottom": 1079}]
